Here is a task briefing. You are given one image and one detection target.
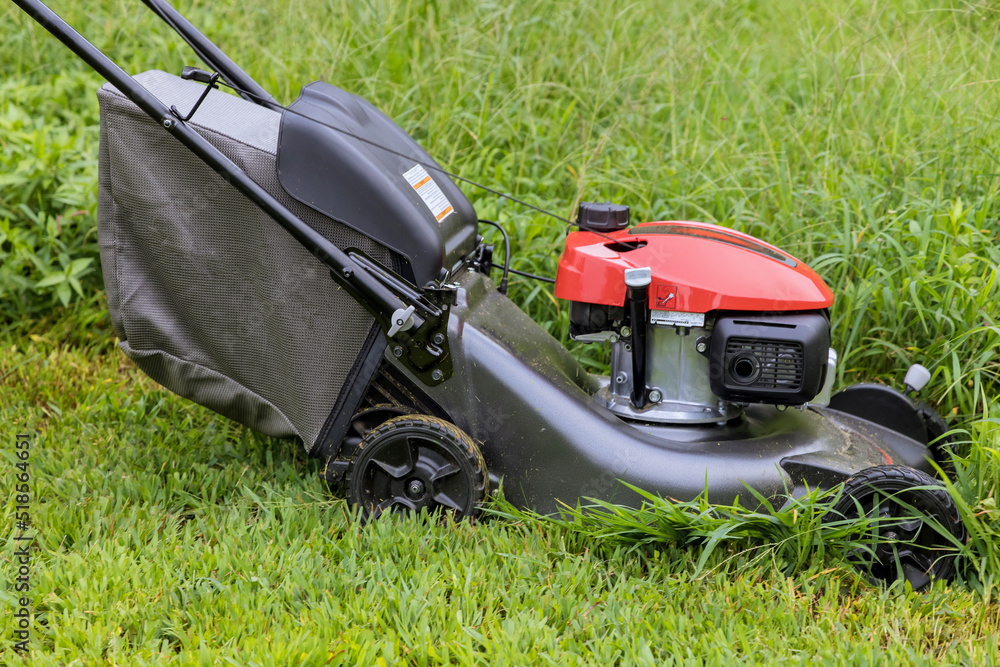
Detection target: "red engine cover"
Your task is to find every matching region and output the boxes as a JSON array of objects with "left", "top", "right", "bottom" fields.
[{"left": 554, "top": 221, "right": 834, "bottom": 313}]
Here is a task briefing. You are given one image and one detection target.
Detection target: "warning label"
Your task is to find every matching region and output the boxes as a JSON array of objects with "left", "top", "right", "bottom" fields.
[
  {"left": 403, "top": 164, "right": 454, "bottom": 223},
  {"left": 650, "top": 310, "right": 705, "bottom": 328},
  {"left": 656, "top": 284, "right": 678, "bottom": 310}
]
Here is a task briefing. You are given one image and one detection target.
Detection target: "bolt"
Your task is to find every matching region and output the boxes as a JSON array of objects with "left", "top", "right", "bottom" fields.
[
  {"left": 431, "top": 369, "right": 444, "bottom": 381},
  {"left": 696, "top": 341, "right": 708, "bottom": 353},
  {"left": 648, "top": 389, "right": 662, "bottom": 403},
  {"left": 615, "top": 372, "right": 628, "bottom": 385},
  {"left": 392, "top": 346, "right": 404, "bottom": 358},
  {"left": 620, "top": 326, "right": 632, "bottom": 338},
  {"left": 162, "top": 118, "right": 175, "bottom": 129},
  {"left": 407, "top": 480, "right": 425, "bottom": 496},
  {"left": 432, "top": 333, "right": 445, "bottom": 345}
]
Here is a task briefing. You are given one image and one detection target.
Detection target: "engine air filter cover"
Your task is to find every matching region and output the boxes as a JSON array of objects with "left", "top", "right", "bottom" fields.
[{"left": 709, "top": 312, "right": 830, "bottom": 404}]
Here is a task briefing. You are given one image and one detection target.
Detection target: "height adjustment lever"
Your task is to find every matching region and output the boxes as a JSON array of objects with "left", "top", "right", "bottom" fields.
[
  {"left": 171, "top": 66, "right": 221, "bottom": 122},
  {"left": 387, "top": 305, "right": 416, "bottom": 337},
  {"left": 180, "top": 66, "right": 216, "bottom": 84}
]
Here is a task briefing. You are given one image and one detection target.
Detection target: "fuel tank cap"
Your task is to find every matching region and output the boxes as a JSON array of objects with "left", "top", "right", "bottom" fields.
[{"left": 577, "top": 202, "right": 630, "bottom": 232}]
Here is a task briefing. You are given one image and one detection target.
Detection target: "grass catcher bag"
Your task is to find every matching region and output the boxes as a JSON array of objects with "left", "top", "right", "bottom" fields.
[{"left": 96, "top": 70, "right": 392, "bottom": 450}]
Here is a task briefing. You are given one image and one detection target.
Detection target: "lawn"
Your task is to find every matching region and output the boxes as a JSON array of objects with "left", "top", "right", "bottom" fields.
[{"left": 2, "top": 0, "right": 1000, "bottom": 664}]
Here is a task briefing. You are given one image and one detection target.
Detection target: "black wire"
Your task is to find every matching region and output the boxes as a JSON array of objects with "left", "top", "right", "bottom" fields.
[
  {"left": 508, "top": 267, "right": 556, "bottom": 284},
  {"left": 477, "top": 219, "right": 510, "bottom": 294},
  {"left": 478, "top": 220, "right": 558, "bottom": 287}
]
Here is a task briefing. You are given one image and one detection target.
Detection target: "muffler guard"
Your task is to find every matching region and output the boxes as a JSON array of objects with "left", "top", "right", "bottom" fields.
[
  {"left": 388, "top": 271, "right": 935, "bottom": 514},
  {"left": 97, "top": 71, "right": 394, "bottom": 449}
]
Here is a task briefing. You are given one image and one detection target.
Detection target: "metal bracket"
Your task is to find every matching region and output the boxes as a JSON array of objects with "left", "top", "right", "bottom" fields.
[
  {"left": 347, "top": 252, "right": 456, "bottom": 386},
  {"left": 323, "top": 458, "right": 351, "bottom": 485}
]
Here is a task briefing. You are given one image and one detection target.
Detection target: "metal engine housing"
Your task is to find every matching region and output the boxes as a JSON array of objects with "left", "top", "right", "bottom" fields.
[{"left": 597, "top": 321, "right": 742, "bottom": 424}]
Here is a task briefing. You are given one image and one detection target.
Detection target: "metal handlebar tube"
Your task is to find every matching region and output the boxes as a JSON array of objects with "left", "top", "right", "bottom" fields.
[
  {"left": 624, "top": 267, "right": 652, "bottom": 408},
  {"left": 139, "top": 0, "right": 277, "bottom": 107},
  {"left": 12, "top": 0, "right": 453, "bottom": 385}
]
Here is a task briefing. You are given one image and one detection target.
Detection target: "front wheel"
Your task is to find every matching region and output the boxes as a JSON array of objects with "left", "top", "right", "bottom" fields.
[{"left": 825, "top": 465, "right": 966, "bottom": 590}]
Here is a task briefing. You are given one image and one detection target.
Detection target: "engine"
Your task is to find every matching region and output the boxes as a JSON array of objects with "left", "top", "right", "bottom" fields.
[{"left": 555, "top": 203, "right": 836, "bottom": 424}]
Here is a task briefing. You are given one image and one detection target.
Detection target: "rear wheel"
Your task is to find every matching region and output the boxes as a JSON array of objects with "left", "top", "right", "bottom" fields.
[
  {"left": 347, "top": 415, "right": 488, "bottom": 521},
  {"left": 826, "top": 465, "right": 965, "bottom": 590}
]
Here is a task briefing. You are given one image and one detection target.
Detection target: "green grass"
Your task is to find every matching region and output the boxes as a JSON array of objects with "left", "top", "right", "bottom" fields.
[
  {"left": 3, "top": 340, "right": 1000, "bottom": 665},
  {"left": 2, "top": 0, "right": 1000, "bottom": 663}
]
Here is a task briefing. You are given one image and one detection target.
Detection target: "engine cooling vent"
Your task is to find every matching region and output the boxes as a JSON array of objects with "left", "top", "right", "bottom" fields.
[
  {"left": 725, "top": 338, "right": 804, "bottom": 390},
  {"left": 709, "top": 311, "right": 830, "bottom": 404}
]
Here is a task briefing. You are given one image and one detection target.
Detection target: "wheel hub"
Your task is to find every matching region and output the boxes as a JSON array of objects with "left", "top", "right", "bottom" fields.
[{"left": 406, "top": 478, "right": 426, "bottom": 498}]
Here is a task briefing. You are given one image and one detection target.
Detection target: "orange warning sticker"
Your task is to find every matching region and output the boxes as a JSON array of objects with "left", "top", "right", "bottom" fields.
[{"left": 403, "top": 164, "right": 454, "bottom": 223}]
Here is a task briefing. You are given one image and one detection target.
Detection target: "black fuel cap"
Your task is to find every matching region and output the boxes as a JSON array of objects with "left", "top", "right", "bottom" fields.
[{"left": 577, "top": 202, "right": 630, "bottom": 232}]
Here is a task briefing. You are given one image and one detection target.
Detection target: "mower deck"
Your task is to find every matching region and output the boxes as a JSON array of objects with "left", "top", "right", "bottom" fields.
[{"left": 377, "top": 270, "right": 934, "bottom": 513}]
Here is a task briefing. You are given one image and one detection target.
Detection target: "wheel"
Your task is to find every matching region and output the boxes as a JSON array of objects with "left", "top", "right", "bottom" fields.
[
  {"left": 826, "top": 465, "right": 965, "bottom": 590},
  {"left": 347, "top": 415, "right": 488, "bottom": 520}
]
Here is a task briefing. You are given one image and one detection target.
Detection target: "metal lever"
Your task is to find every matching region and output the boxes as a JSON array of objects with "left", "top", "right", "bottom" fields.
[
  {"left": 387, "top": 306, "right": 416, "bottom": 337},
  {"left": 171, "top": 67, "right": 220, "bottom": 121},
  {"left": 181, "top": 65, "right": 216, "bottom": 84}
]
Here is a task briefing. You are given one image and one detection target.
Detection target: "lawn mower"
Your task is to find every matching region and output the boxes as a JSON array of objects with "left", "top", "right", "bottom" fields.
[{"left": 11, "top": 0, "right": 968, "bottom": 587}]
